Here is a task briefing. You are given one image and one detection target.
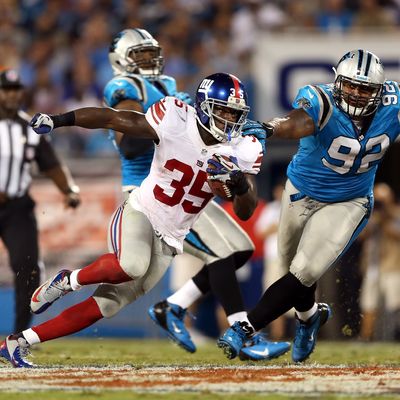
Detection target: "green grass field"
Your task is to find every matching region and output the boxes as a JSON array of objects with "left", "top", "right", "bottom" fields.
[
  {"left": 0, "top": 338, "right": 399, "bottom": 400},
  {"left": 22, "top": 338, "right": 400, "bottom": 366}
]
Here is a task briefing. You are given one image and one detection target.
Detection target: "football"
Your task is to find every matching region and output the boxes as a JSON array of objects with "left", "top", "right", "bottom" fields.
[
  {"left": 206, "top": 154, "right": 235, "bottom": 201},
  {"left": 207, "top": 178, "right": 233, "bottom": 201}
]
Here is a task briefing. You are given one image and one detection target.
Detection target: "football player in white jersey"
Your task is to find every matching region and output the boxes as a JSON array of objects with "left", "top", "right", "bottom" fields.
[
  {"left": 104, "top": 28, "right": 276, "bottom": 355},
  {"left": 0, "top": 73, "right": 290, "bottom": 367},
  {"left": 218, "top": 49, "right": 400, "bottom": 362}
]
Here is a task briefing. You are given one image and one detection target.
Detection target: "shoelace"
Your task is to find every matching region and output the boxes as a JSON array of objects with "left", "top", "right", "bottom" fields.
[
  {"left": 233, "top": 322, "right": 250, "bottom": 340},
  {"left": 172, "top": 307, "right": 186, "bottom": 320},
  {"left": 16, "top": 343, "right": 32, "bottom": 364},
  {"left": 249, "top": 332, "right": 269, "bottom": 345},
  {"left": 171, "top": 305, "right": 197, "bottom": 323},
  {"left": 19, "top": 346, "right": 31, "bottom": 358},
  {"left": 46, "top": 276, "right": 70, "bottom": 296}
]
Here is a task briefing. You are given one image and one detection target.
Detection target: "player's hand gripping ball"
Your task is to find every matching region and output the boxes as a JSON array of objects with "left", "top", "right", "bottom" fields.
[{"left": 206, "top": 154, "right": 240, "bottom": 201}]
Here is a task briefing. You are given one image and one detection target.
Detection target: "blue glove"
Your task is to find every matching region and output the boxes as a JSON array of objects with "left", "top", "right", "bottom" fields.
[
  {"left": 207, "top": 154, "right": 240, "bottom": 183},
  {"left": 241, "top": 119, "right": 268, "bottom": 154},
  {"left": 175, "top": 91, "right": 193, "bottom": 105},
  {"left": 30, "top": 113, "right": 54, "bottom": 134}
]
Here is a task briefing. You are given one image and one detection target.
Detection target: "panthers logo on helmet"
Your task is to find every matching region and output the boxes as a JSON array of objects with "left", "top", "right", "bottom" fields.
[{"left": 109, "top": 31, "right": 125, "bottom": 52}]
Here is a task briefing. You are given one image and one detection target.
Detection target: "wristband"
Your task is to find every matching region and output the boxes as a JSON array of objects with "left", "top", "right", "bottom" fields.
[
  {"left": 229, "top": 171, "right": 250, "bottom": 196},
  {"left": 52, "top": 111, "right": 75, "bottom": 128}
]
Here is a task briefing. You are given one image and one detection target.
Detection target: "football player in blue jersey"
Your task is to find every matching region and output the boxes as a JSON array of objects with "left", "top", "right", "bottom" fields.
[
  {"left": 104, "top": 28, "right": 192, "bottom": 192},
  {"left": 103, "top": 29, "right": 287, "bottom": 357},
  {"left": 218, "top": 49, "right": 400, "bottom": 362}
]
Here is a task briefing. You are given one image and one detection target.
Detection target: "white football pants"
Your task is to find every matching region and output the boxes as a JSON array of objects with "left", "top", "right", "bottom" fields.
[{"left": 278, "top": 179, "right": 371, "bottom": 287}]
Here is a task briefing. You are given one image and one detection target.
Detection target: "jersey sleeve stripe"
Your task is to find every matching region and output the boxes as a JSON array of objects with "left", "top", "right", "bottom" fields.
[
  {"left": 154, "top": 102, "right": 165, "bottom": 121},
  {"left": 312, "top": 85, "right": 333, "bottom": 130},
  {"left": 150, "top": 105, "right": 160, "bottom": 125},
  {"left": 159, "top": 100, "right": 166, "bottom": 111}
]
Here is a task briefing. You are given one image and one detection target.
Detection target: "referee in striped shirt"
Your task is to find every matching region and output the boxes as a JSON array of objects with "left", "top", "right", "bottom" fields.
[{"left": 0, "top": 69, "right": 81, "bottom": 332}]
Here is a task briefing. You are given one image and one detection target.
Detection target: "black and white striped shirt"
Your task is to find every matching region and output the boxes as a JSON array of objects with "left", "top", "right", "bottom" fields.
[{"left": 0, "top": 111, "right": 60, "bottom": 198}]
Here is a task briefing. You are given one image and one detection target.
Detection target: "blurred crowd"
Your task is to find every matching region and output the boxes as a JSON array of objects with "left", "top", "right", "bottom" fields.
[{"left": 1, "top": 0, "right": 400, "bottom": 156}]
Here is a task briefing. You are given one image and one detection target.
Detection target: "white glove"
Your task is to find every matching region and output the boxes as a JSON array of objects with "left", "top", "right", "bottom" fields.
[{"left": 30, "top": 113, "right": 54, "bottom": 134}]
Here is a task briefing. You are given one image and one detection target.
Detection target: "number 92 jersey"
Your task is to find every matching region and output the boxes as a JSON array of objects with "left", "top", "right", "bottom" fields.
[
  {"left": 128, "top": 96, "right": 263, "bottom": 252},
  {"left": 287, "top": 81, "right": 400, "bottom": 202}
]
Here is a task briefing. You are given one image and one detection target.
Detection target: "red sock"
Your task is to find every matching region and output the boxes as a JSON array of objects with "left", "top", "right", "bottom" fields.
[
  {"left": 77, "top": 253, "right": 132, "bottom": 285},
  {"left": 32, "top": 297, "right": 103, "bottom": 342}
]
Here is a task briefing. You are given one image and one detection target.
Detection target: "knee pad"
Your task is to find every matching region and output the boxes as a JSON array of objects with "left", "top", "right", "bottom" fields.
[
  {"left": 94, "top": 297, "right": 123, "bottom": 319},
  {"left": 120, "top": 255, "right": 149, "bottom": 280},
  {"left": 93, "top": 285, "right": 129, "bottom": 318}
]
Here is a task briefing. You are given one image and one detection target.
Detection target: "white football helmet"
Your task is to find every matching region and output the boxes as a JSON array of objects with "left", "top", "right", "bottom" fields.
[
  {"left": 333, "top": 49, "right": 384, "bottom": 118},
  {"left": 109, "top": 28, "right": 164, "bottom": 78}
]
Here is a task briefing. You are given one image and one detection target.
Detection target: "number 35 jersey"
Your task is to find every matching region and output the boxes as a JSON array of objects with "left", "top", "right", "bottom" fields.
[
  {"left": 287, "top": 81, "right": 400, "bottom": 202},
  {"left": 129, "top": 96, "right": 263, "bottom": 252}
]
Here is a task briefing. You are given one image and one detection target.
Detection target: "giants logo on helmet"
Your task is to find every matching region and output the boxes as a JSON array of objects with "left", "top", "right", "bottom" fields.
[{"left": 198, "top": 79, "right": 214, "bottom": 95}]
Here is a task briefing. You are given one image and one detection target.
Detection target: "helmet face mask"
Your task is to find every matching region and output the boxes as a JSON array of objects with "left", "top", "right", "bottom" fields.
[
  {"left": 195, "top": 73, "right": 250, "bottom": 142},
  {"left": 333, "top": 49, "right": 384, "bottom": 118},
  {"left": 109, "top": 29, "right": 164, "bottom": 78},
  {"left": 124, "top": 45, "right": 163, "bottom": 76},
  {"left": 335, "top": 77, "right": 382, "bottom": 117}
]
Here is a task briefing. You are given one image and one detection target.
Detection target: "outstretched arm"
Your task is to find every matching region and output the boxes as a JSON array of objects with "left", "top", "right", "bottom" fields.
[
  {"left": 30, "top": 107, "right": 158, "bottom": 140},
  {"left": 242, "top": 109, "right": 315, "bottom": 143},
  {"left": 266, "top": 109, "right": 315, "bottom": 139}
]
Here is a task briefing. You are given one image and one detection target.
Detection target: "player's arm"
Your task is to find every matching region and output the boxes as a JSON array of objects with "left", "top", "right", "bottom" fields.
[
  {"left": 30, "top": 107, "right": 158, "bottom": 141},
  {"left": 242, "top": 109, "right": 315, "bottom": 142},
  {"left": 112, "top": 99, "right": 154, "bottom": 158},
  {"left": 264, "top": 109, "right": 315, "bottom": 139},
  {"left": 232, "top": 173, "right": 257, "bottom": 221},
  {"left": 207, "top": 154, "right": 258, "bottom": 220},
  {"left": 112, "top": 99, "right": 143, "bottom": 145},
  {"left": 35, "top": 136, "right": 81, "bottom": 209}
]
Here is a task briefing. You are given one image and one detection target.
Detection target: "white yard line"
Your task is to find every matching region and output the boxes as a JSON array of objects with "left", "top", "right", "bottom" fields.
[{"left": 0, "top": 365, "right": 399, "bottom": 395}]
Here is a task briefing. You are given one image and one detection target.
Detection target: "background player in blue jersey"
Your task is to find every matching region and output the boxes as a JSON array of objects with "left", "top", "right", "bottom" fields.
[
  {"left": 103, "top": 29, "right": 286, "bottom": 357},
  {"left": 104, "top": 28, "right": 192, "bottom": 192},
  {"left": 218, "top": 49, "right": 400, "bottom": 362}
]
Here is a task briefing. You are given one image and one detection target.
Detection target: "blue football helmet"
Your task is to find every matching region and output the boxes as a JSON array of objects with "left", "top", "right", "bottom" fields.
[
  {"left": 195, "top": 73, "right": 250, "bottom": 142},
  {"left": 109, "top": 28, "right": 164, "bottom": 78}
]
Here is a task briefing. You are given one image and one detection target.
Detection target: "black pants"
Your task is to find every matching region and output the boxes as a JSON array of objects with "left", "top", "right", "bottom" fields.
[{"left": 0, "top": 194, "right": 41, "bottom": 332}]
